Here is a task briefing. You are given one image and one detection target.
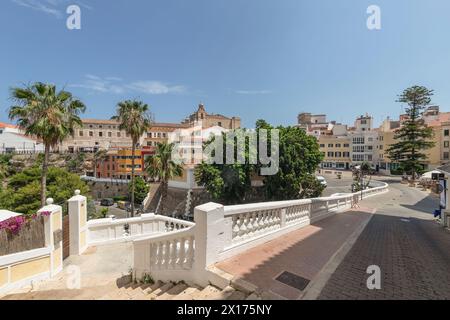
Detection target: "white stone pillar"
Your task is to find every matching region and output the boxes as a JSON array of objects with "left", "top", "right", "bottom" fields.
[
  {"left": 39, "top": 198, "right": 63, "bottom": 276},
  {"left": 68, "top": 190, "right": 88, "bottom": 255},
  {"left": 193, "top": 202, "right": 226, "bottom": 285}
]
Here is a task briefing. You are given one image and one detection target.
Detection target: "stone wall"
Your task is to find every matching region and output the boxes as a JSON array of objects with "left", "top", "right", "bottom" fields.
[{"left": 87, "top": 181, "right": 129, "bottom": 200}]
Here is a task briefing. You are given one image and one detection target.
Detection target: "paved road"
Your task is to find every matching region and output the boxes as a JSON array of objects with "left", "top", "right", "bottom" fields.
[{"left": 318, "top": 177, "right": 450, "bottom": 300}]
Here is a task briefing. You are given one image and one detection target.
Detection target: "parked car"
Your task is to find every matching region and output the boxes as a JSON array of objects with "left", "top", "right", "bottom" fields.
[
  {"left": 316, "top": 176, "right": 327, "bottom": 187},
  {"left": 100, "top": 198, "right": 115, "bottom": 207}
]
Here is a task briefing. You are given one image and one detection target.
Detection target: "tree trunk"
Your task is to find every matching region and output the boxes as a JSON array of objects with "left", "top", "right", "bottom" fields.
[
  {"left": 160, "top": 181, "right": 168, "bottom": 216},
  {"left": 130, "top": 142, "right": 136, "bottom": 217},
  {"left": 41, "top": 144, "right": 50, "bottom": 207}
]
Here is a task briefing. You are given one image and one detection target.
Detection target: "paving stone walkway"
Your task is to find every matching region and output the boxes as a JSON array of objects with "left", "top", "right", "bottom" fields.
[{"left": 319, "top": 178, "right": 450, "bottom": 300}]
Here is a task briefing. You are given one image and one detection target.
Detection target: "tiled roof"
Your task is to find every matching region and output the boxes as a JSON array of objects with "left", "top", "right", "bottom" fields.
[
  {"left": 0, "top": 122, "right": 18, "bottom": 129},
  {"left": 82, "top": 119, "right": 120, "bottom": 125}
]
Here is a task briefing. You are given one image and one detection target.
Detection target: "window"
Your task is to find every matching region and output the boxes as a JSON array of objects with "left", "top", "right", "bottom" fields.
[
  {"left": 367, "top": 155, "right": 372, "bottom": 161},
  {"left": 89, "top": 131, "right": 93, "bottom": 137},
  {"left": 380, "top": 145, "right": 384, "bottom": 150},
  {"left": 444, "top": 152, "right": 449, "bottom": 160},
  {"left": 367, "top": 146, "right": 373, "bottom": 151},
  {"left": 328, "top": 144, "right": 333, "bottom": 148},
  {"left": 79, "top": 130, "right": 83, "bottom": 137},
  {"left": 108, "top": 132, "right": 112, "bottom": 137},
  {"left": 344, "top": 144, "right": 350, "bottom": 148},
  {"left": 361, "top": 120, "right": 367, "bottom": 125},
  {"left": 327, "top": 152, "right": 334, "bottom": 157},
  {"left": 445, "top": 130, "right": 450, "bottom": 137},
  {"left": 335, "top": 144, "right": 341, "bottom": 148},
  {"left": 445, "top": 141, "right": 450, "bottom": 148},
  {"left": 352, "top": 137, "right": 365, "bottom": 144},
  {"left": 335, "top": 152, "right": 342, "bottom": 158},
  {"left": 319, "top": 144, "right": 325, "bottom": 148},
  {"left": 343, "top": 152, "right": 350, "bottom": 157},
  {"left": 99, "top": 132, "right": 103, "bottom": 137},
  {"left": 353, "top": 145, "right": 364, "bottom": 153},
  {"left": 218, "top": 122, "right": 222, "bottom": 127}
]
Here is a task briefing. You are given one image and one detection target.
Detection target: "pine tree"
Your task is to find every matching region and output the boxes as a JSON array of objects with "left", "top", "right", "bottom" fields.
[{"left": 387, "top": 86, "right": 435, "bottom": 180}]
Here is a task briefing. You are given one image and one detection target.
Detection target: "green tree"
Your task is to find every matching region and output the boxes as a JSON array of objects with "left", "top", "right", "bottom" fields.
[
  {"left": 195, "top": 130, "right": 256, "bottom": 204},
  {"left": 263, "top": 125, "right": 324, "bottom": 200},
  {"left": 195, "top": 121, "right": 324, "bottom": 203},
  {"left": 386, "top": 86, "right": 436, "bottom": 179},
  {"left": 145, "top": 142, "right": 183, "bottom": 215},
  {"left": 113, "top": 100, "right": 152, "bottom": 217},
  {"left": 130, "top": 176, "right": 149, "bottom": 205},
  {"left": 9, "top": 83, "right": 86, "bottom": 206},
  {"left": 0, "top": 166, "right": 90, "bottom": 215}
]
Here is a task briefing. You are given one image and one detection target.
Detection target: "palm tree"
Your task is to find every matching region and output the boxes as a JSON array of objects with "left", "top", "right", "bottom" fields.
[
  {"left": 114, "top": 100, "right": 152, "bottom": 217},
  {"left": 93, "top": 149, "right": 108, "bottom": 178},
  {"left": 145, "top": 142, "right": 183, "bottom": 215},
  {"left": 9, "top": 83, "right": 85, "bottom": 206}
]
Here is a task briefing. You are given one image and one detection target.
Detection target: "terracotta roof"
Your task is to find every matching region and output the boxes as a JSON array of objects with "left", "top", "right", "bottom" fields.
[
  {"left": 151, "top": 122, "right": 190, "bottom": 128},
  {"left": 0, "top": 122, "right": 18, "bottom": 129},
  {"left": 82, "top": 119, "right": 120, "bottom": 125}
]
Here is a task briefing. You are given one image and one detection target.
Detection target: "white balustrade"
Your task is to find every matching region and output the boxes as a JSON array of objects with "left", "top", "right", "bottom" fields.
[{"left": 131, "top": 180, "right": 389, "bottom": 286}]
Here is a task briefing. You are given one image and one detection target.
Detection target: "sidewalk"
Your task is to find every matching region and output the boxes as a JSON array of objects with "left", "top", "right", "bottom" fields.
[{"left": 216, "top": 207, "right": 373, "bottom": 300}]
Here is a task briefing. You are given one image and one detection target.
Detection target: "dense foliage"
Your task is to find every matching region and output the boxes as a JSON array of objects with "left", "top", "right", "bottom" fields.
[
  {"left": 195, "top": 120, "right": 324, "bottom": 204},
  {"left": 130, "top": 176, "right": 150, "bottom": 205},
  {"left": 0, "top": 167, "right": 90, "bottom": 215}
]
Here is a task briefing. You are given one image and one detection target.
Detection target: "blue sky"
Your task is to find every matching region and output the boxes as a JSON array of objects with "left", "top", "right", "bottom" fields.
[{"left": 1, "top": 0, "right": 450, "bottom": 128}]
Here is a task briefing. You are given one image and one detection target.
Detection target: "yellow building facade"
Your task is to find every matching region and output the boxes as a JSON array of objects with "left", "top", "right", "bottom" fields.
[{"left": 318, "top": 136, "right": 352, "bottom": 170}]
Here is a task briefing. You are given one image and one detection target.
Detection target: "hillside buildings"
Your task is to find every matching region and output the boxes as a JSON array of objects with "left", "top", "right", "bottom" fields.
[{"left": 298, "top": 107, "right": 450, "bottom": 173}]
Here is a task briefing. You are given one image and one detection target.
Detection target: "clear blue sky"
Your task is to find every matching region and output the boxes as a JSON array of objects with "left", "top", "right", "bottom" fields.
[{"left": 1, "top": 0, "right": 450, "bottom": 128}]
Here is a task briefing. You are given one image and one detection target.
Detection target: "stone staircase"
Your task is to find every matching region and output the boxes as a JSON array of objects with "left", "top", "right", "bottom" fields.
[
  {"left": 98, "top": 281, "right": 256, "bottom": 300},
  {"left": 0, "top": 279, "right": 259, "bottom": 301}
]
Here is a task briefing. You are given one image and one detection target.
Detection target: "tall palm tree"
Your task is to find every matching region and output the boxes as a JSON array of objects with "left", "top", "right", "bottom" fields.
[
  {"left": 145, "top": 142, "right": 183, "bottom": 215},
  {"left": 93, "top": 149, "right": 108, "bottom": 178},
  {"left": 114, "top": 100, "right": 152, "bottom": 217},
  {"left": 9, "top": 83, "right": 85, "bottom": 206}
]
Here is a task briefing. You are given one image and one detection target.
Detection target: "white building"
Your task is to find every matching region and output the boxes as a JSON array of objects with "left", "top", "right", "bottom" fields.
[
  {"left": 0, "top": 123, "right": 44, "bottom": 154},
  {"left": 348, "top": 114, "right": 378, "bottom": 167}
]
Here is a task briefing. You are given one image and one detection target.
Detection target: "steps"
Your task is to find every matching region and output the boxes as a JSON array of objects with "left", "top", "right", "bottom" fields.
[{"left": 1, "top": 278, "right": 257, "bottom": 300}]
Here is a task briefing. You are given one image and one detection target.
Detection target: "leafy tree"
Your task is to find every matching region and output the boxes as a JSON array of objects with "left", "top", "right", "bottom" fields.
[
  {"left": 130, "top": 176, "right": 149, "bottom": 205},
  {"left": 9, "top": 83, "right": 86, "bottom": 206},
  {"left": 351, "top": 162, "right": 372, "bottom": 194},
  {"left": 264, "top": 125, "right": 324, "bottom": 200},
  {"left": 145, "top": 142, "right": 183, "bottom": 215},
  {"left": 113, "top": 100, "right": 152, "bottom": 217},
  {"left": 195, "top": 130, "right": 256, "bottom": 204},
  {"left": 0, "top": 167, "right": 90, "bottom": 215},
  {"left": 195, "top": 120, "right": 324, "bottom": 203},
  {"left": 387, "top": 86, "right": 436, "bottom": 179}
]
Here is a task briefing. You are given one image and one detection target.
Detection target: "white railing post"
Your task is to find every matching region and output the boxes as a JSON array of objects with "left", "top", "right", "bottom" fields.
[
  {"left": 68, "top": 190, "right": 88, "bottom": 255},
  {"left": 280, "top": 208, "right": 286, "bottom": 228},
  {"left": 193, "top": 202, "right": 227, "bottom": 286},
  {"left": 39, "top": 198, "right": 63, "bottom": 277}
]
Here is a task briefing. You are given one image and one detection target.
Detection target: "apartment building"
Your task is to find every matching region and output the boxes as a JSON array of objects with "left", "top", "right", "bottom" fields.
[
  {"left": 348, "top": 114, "right": 379, "bottom": 166},
  {"left": 60, "top": 119, "right": 133, "bottom": 153},
  {"left": 96, "top": 148, "right": 147, "bottom": 180},
  {"left": 318, "top": 136, "right": 351, "bottom": 170},
  {"left": 144, "top": 123, "right": 190, "bottom": 148},
  {"left": 182, "top": 103, "right": 241, "bottom": 129}
]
